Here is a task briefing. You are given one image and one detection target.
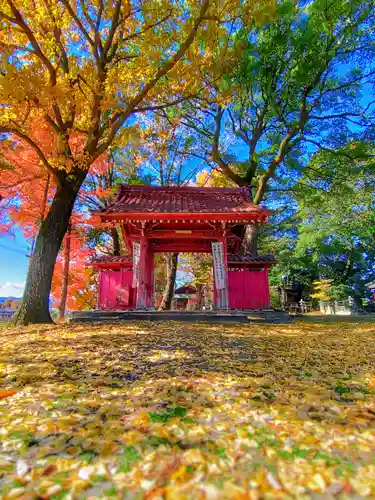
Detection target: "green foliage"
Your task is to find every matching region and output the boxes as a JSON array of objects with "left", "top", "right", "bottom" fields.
[
  {"left": 175, "top": 0, "right": 375, "bottom": 210},
  {"left": 266, "top": 143, "right": 375, "bottom": 301}
]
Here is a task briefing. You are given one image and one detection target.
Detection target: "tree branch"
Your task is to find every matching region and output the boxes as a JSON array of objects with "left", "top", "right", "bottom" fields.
[
  {"left": 0, "top": 126, "right": 61, "bottom": 188},
  {"left": 0, "top": 174, "right": 46, "bottom": 190},
  {"left": 211, "top": 107, "right": 247, "bottom": 187},
  {"left": 303, "top": 138, "right": 375, "bottom": 159},
  {"left": 102, "top": 0, "right": 122, "bottom": 59},
  {"left": 6, "top": 0, "right": 56, "bottom": 85},
  {"left": 133, "top": 94, "right": 196, "bottom": 113},
  {"left": 59, "top": 0, "right": 97, "bottom": 57},
  {"left": 310, "top": 112, "right": 364, "bottom": 120},
  {"left": 254, "top": 127, "right": 299, "bottom": 205},
  {"left": 96, "top": 0, "right": 211, "bottom": 157}
]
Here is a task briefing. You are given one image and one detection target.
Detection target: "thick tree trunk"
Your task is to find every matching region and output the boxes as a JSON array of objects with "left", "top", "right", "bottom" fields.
[
  {"left": 159, "top": 253, "right": 178, "bottom": 311},
  {"left": 111, "top": 227, "right": 121, "bottom": 256},
  {"left": 58, "top": 225, "right": 71, "bottom": 322},
  {"left": 13, "top": 171, "right": 87, "bottom": 325},
  {"left": 240, "top": 224, "right": 259, "bottom": 256}
]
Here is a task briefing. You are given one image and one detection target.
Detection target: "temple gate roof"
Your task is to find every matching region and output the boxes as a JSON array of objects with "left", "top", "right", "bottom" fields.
[{"left": 97, "top": 185, "right": 268, "bottom": 222}]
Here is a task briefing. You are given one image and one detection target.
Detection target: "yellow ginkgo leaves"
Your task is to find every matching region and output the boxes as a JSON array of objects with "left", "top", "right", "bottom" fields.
[{"left": 0, "top": 318, "right": 375, "bottom": 498}]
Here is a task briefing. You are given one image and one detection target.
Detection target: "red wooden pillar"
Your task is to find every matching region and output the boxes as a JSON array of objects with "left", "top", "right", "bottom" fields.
[
  {"left": 97, "top": 269, "right": 103, "bottom": 309},
  {"left": 264, "top": 267, "right": 270, "bottom": 308},
  {"left": 136, "top": 236, "right": 149, "bottom": 309},
  {"left": 145, "top": 249, "right": 155, "bottom": 308}
]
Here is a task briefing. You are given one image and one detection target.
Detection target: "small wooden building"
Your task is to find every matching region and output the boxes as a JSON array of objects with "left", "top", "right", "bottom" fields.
[
  {"left": 172, "top": 285, "right": 198, "bottom": 311},
  {"left": 91, "top": 185, "right": 275, "bottom": 311}
]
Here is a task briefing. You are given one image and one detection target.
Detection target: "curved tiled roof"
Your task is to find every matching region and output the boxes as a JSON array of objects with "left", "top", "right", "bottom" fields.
[
  {"left": 174, "top": 285, "right": 197, "bottom": 295},
  {"left": 91, "top": 254, "right": 276, "bottom": 266},
  {"left": 91, "top": 255, "right": 132, "bottom": 262},
  {"left": 91, "top": 255, "right": 132, "bottom": 265},
  {"left": 101, "top": 185, "right": 265, "bottom": 215},
  {"left": 227, "top": 254, "right": 277, "bottom": 264}
]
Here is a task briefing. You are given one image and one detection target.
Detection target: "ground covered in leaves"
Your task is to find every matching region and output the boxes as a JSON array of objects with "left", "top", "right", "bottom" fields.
[{"left": 1, "top": 319, "right": 375, "bottom": 499}]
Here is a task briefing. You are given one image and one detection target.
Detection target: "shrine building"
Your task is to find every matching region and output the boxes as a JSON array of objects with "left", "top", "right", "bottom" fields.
[{"left": 92, "top": 185, "right": 276, "bottom": 311}]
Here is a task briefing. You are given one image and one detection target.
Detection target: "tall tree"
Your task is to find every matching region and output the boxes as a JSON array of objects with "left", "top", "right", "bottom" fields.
[
  {"left": 265, "top": 145, "right": 375, "bottom": 300},
  {"left": 0, "top": 0, "right": 258, "bottom": 323},
  {"left": 0, "top": 121, "right": 110, "bottom": 315},
  {"left": 168, "top": 0, "right": 375, "bottom": 253}
]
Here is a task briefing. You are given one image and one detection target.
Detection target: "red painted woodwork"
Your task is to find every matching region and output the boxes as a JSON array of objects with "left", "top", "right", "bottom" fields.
[
  {"left": 136, "top": 236, "right": 149, "bottom": 308},
  {"left": 228, "top": 268, "right": 270, "bottom": 310},
  {"left": 92, "top": 255, "right": 132, "bottom": 270},
  {"left": 145, "top": 249, "right": 155, "bottom": 308},
  {"left": 98, "top": 269, "right": 136, "bottom": 310},
  {"left": 101, "top": 185, "right": 266, "bottom": 218},
  {"left": 91, "top": 185, "right": 275, "bottom": 312}
]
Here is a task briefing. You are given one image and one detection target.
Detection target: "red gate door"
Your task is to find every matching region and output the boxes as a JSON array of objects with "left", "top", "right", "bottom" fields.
[
  {"left": 228, "top": 269, "right": 270, "bottom": 310},
  {"left": 99, "top": 270, "right": 135, "bottom": 310}
]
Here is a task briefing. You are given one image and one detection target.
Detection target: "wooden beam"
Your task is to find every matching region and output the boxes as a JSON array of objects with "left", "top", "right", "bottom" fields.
[
  {"left": 97, "top": 211, "right": 268, "bottom": 223},
  {"left": 151, "top": 241, "right": 212, "bottom": 253},
  {"left": 121, "top": 224, "right": 132, "bottom": 254},
  {"left": 145, "top": 229, "right": 218, "bottom": 240}
]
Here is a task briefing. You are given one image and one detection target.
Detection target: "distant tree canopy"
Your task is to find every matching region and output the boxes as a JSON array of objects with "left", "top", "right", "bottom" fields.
[
  {"left": 262, "top": 145, "right": 375, "bottom": 301},
  {"left": 159, "top": 0, "right": 375, "bottom": 203}
]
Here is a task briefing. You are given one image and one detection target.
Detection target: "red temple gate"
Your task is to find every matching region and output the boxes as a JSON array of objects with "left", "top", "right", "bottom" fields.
[{"left": 92, "top": 185, "right": 275, "bottom": 311}]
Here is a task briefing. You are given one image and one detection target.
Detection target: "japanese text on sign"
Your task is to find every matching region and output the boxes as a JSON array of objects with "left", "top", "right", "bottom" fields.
[
  {"left": 212, "top": 242, "right": 226, "bottom": 290},
  {"left": 132, "top": 241, "right": 140, "bottom": 287}
]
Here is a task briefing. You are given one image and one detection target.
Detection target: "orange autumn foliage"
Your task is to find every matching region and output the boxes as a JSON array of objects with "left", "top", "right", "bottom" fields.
[
  {"left": 51, "top": 230, "right": 97, "bottom": 312},
  {"left": 0, "top": 123, "right": 55, "bottom": 236},
  {"left": 1, "top": 121, "right": 110, "bottom": 310}
]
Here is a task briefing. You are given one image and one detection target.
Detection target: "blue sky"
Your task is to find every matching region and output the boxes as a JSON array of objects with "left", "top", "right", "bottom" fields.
[{"left": 0, "top": 230, "right": 30, "bottom": 297}]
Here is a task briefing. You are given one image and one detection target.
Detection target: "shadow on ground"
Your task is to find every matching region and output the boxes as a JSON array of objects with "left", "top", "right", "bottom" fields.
[{"left": 1, "top": 319, "right": 375, "bottom": 497}]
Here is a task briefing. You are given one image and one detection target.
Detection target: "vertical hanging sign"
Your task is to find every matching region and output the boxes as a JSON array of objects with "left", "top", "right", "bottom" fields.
[
  {"left": 212, "top": 242, "right": 226, "bottom": 290},
  {"left": 132, "top": 241, "right": 140, "bottom": 287}
]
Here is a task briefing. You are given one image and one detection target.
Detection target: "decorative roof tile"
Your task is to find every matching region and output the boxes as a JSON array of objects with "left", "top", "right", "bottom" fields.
[
  {"left": 101, "top": 185, "right": 264, "bottom": 215},
  {"left": 91, "top": 255, "right": 132, "bottom": 264},
  {"left": 174, "top": 285, "right": 197, "bottom": 295},
  {"left": 228, "top": 254, "right": 277, "bottom": 264}
]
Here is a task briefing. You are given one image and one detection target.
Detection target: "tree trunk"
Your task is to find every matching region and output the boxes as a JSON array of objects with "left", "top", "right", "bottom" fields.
[
  {"left": 159, "top": 253, "right": 178, "bottom": 311},
  {"left": 12, "top": 171, "right": 87, "bottom": 325},
  {"left": 196, "top": 283, "right": 204, "bottom": 310},
  {"left": 240, "top": 224, "right": 259, "bottom": 256},
  {"left": 111, "top": 227, "right": 121, "bottom": 256},
  {"left": 58, "top": 225, "right": 71, "bottom": 322}
]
